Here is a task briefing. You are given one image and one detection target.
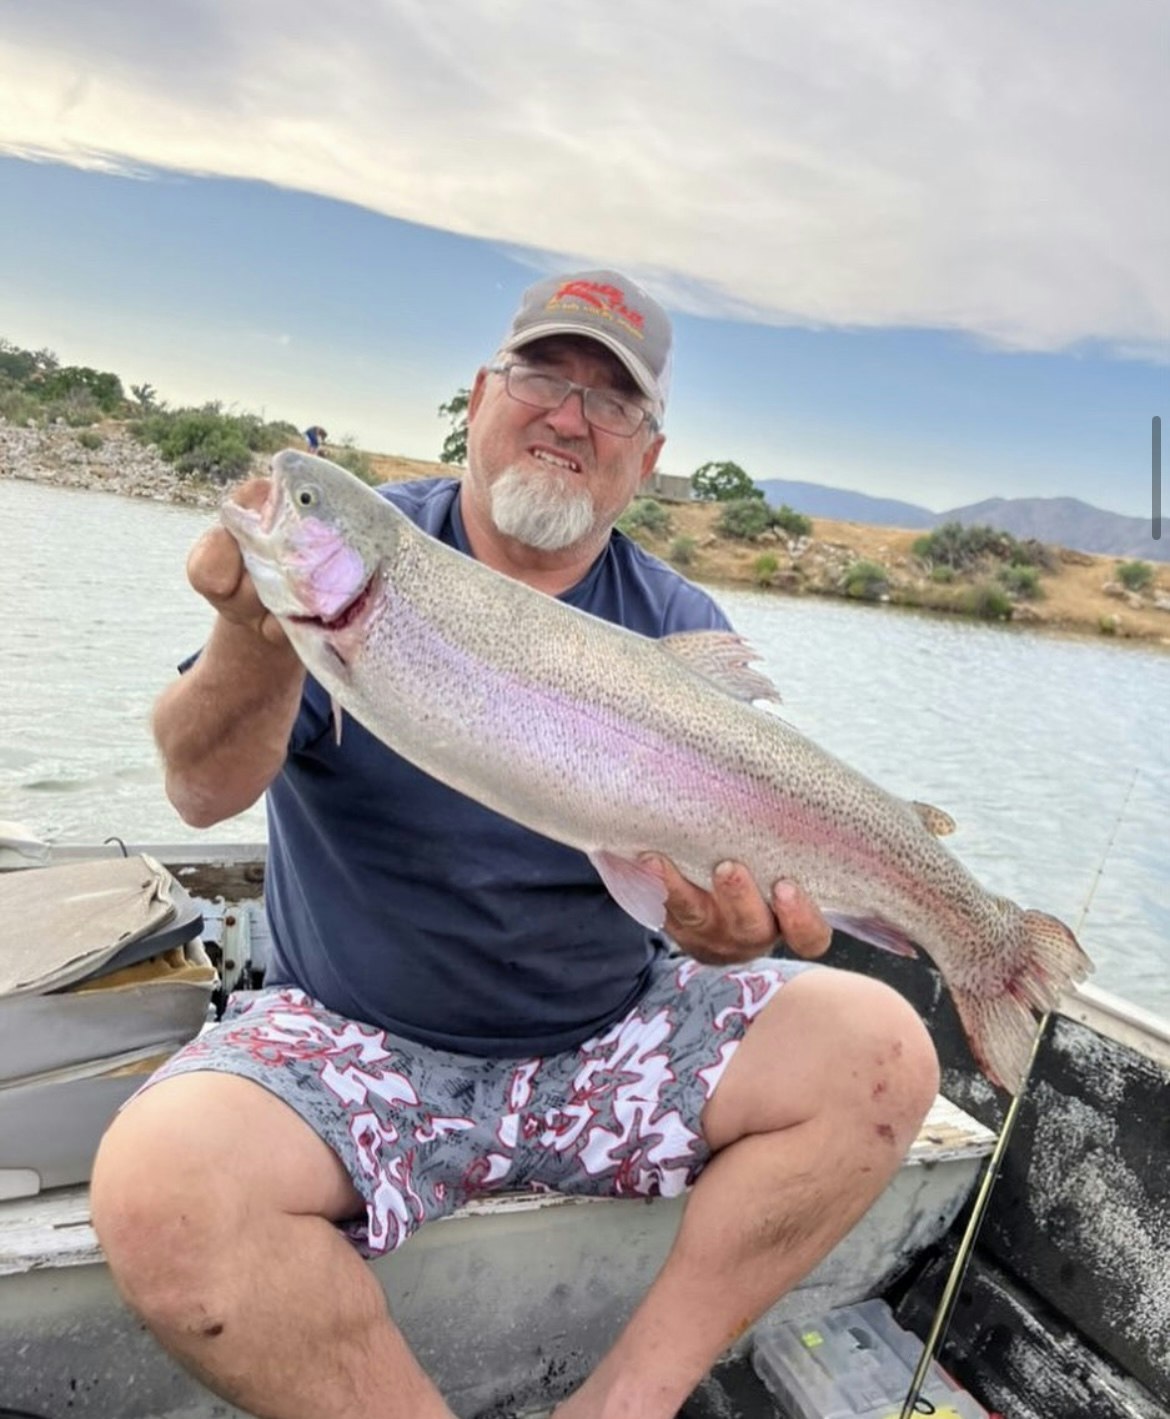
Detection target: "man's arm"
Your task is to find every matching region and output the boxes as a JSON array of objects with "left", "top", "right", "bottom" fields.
[{"left": 153, "top": 481, "right": 306, "bottom": 828}]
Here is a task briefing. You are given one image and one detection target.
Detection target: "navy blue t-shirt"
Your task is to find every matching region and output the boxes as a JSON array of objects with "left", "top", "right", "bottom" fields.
[{"left": 262, "top": 478, "right": 731, "bottom": 1055}]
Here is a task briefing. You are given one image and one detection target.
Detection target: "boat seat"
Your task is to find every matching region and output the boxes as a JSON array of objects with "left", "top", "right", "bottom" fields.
[{"left": 0, "top": 857, "right": 216, "bottom": 1201}]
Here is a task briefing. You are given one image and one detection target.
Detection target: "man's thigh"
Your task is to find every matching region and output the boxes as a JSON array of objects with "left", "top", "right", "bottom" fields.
[
  {"left": 514, "top": 954, "right": 813, "bottom": 1201},
  {"left": 102, "top": 1068, "right": 363, "bottom": 1223},
  {"left": 138, "top": 987, "right": 540, "bottom": 1255}
]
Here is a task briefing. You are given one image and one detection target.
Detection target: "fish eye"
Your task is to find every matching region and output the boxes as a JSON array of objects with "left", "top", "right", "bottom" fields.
[{"left": 296, "top": 485, "right": 320, "bottom": 508}]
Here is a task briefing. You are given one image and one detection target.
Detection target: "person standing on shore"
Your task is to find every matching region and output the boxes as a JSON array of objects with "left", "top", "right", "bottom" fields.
[
  {"left": 303, "top": 424, "right": 328, "bottom": 453},
  {"left": 92, "top": 269, "right": 939, "bottom": 1419}
]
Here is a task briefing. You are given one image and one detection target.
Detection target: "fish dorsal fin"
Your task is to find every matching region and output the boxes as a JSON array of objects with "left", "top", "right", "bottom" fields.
[
  {"left": 908, "top": 800, "right": 956, "bottom": 836},
  {"left": 659, "top": 631, "right": 781, "bottom": 704}
]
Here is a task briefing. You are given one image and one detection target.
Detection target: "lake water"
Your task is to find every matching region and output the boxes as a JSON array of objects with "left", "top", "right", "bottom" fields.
[{"left": 2, "top": 478, "right": 1167, "bottom": 1015}]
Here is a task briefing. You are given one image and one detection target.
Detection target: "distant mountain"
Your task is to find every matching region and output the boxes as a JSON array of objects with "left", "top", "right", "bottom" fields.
[
  {"left": 755, "top": 479, "right": 936, "bottom": 529},
  {"left": 938, "top": 496, "right": 1168, "bottom": 563},
  {"left": 753, "top": 478, "right": 1167, "bottom": 562}
]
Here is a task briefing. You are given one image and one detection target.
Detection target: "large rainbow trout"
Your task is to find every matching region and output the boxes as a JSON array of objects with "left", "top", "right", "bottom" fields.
[{"left": 223, "top": 450, "right": 1092, "bottom": 1092}]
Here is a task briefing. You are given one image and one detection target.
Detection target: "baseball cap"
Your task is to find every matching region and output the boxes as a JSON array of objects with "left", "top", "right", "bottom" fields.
[{"left": 501, "top": 269, "right": 673, "bottom": 411}]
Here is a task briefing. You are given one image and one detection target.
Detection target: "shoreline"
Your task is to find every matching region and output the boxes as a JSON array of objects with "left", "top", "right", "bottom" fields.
[{"left": 3, "top": 419, "right": 1169, "bottom": 650}]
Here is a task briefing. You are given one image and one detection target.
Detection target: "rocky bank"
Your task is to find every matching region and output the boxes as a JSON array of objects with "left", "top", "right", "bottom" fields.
[{"left": 0, "top": 419, "right": 233, "bottom": 511}]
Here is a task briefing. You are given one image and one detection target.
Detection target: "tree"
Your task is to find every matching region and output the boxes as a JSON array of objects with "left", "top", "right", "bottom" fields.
[
  {"left": 691, "top": 460, "right": 763, "bottom": 502},
  {"left": 42, "top": 365, "right": 125, "bottom": 414},
  {"left": 438, "top": 387, "right": 470, "bottom": 466},
  {"left": 0, "top": 339, "right": 57, "bottom": 383}
]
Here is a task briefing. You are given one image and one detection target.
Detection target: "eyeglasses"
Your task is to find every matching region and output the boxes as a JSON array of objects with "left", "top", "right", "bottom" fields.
[{"left": 486, "top": 362, "right": 658, "bottom": 438}]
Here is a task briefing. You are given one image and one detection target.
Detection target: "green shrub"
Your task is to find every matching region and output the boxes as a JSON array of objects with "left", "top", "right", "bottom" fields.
[
  {"left": 76, "top": 430, "right": 104, "bottom": 451},
  {"left": 1009, "top": 538, "right": 1058, "bottom": 572},
  {"left": 716, "top": 498, "right": 774, "bottom": 540},
  {"left": 960, "top": 581, "right": 1013, "bottom": 621},
  {"left": 997, "top": 564, "right": 1043, "bottom": 600},
  {"left": 617, "top": 497, "right": 672, "bottom": 536},
  {"left": 331, "top": 442, "right": 377, "bottom": 486},
  {"left": 1116, "top": 560, "right": 1153, "bottom": 593},
  {"left": 914, "top": 522, "right": 1020, "bottom": 571},
  {"left": 133, "top": 409, "right": 252, "bottom": 482},
  {"left": 772, "top": 504, "right": 812, "bottom": 538},
  {"left": 232, "top": 412, "right": 301, "bottom": 453},
  {"left": 930, "top": 565, "right": 955, "bottom": 584},
  {"left": 753, "top": 552, "right": 779, "bottom": 585},
  {"left": 0, "top": 387, "right": 42, "bottom": 424},
  {"left": 669, "top": 535, "right": 697, "bottom": 567},
  {"left": 42, "top": 390, "right": 103, "bottom": 425},
  {"left": 177, "top": 428, "right": 253, "bottom": 481},
  {"left": 132, "top": 404, "right": 301, "bottom": 483},
  {"left": 842, "top": 560, "right": 890, "bottom": 601}
]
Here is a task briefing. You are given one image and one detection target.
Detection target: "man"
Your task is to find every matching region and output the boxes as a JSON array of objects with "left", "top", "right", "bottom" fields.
[{"left": 92, "top": 269, "right": 938, "bottom": 1419}]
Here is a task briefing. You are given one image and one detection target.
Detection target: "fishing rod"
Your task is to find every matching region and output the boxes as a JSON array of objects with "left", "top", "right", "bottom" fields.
[{"left": 896, "top": 766, "right": 1141, "bottom": 1419}]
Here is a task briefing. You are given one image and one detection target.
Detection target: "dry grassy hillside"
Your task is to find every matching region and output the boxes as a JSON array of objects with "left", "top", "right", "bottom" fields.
[
  {"left": 363, "top": 452, "right": 1170, "bottom": 648},
  {"left": 667, "top": 504, "right": 1170, "bottom": 642}
]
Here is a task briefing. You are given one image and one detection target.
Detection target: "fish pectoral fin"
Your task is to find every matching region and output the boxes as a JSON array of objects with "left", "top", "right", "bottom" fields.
[
  {"left": 908, "top": 800, "right": 957, "bottom": 836},
  {"left": 658, "top": 631, "right": 781, "bottom": 704},
  {"left": 821, "top": 911, "right": 920, "bottom": 958},
  {"left": 588, "top": 850, "right": 668, "bottom": 930}
]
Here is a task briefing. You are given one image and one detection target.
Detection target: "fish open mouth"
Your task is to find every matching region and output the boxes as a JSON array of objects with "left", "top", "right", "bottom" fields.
[{"left": 289, "top": 571, "right": 376, "bottom": 632}]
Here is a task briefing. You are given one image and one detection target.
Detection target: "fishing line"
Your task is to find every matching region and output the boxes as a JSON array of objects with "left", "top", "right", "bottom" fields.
[
  {"left": 898, "top": 766, "right": 1139, "bottom": 1418},
  {"left": 1075, "top": 765, "right": 1140, "bottom": 937}
]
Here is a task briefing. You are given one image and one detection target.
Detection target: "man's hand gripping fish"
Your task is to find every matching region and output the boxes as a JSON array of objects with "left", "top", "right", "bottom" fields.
[{"left": 223, "top": 450, "right": 1093, "bottom": 1094}]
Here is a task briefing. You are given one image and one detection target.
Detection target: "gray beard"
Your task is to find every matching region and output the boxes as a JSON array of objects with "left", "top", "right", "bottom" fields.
[{"left": 488, "top": 465, "right": 597, "bottom": 552}]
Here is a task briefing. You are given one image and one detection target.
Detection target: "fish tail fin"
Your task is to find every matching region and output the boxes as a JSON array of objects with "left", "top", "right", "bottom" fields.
[{"left": 953, "top": 908, "right": 1093, "bottom": 1094}]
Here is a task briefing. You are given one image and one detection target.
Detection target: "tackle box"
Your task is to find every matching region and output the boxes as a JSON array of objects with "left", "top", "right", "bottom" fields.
[{"left": 751, "top": 1297, "right": 989, "bottom": 1419}]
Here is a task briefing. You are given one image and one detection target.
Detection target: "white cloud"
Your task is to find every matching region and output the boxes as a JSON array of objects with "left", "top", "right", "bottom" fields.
[{"left": 1, "top": 0, "right": 1167, "bottom": 356}]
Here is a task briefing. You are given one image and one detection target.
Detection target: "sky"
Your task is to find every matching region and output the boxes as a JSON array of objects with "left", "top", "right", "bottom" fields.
[{"left": 0, "top": 0, "right": 1167, "bottom": 517}]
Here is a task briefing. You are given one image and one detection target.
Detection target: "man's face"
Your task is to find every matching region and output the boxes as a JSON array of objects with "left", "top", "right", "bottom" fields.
[{"left": 464, "top": 336, "right": 665, "bottom": 553}]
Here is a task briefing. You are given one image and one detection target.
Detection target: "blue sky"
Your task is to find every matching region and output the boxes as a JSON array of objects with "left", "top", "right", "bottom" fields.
[{"left": 1, "top": 1, "right": 1166, "bottom": 517}]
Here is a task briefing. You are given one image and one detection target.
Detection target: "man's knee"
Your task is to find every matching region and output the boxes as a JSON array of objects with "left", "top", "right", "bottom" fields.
[
  {"left": 91, "top": 1082, "right": 239, "bottom": 1328},
  {"left": 801, "top": 972, "right": 940, "bottom": 1152},
  {"left": 705, "top": 967, "right": 939, "bottom": 1151}
]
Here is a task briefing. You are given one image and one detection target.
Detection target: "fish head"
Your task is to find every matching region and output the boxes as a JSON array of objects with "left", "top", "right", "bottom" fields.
[{"left": 220, "top": 449, "right": 394, "bottom": 631}]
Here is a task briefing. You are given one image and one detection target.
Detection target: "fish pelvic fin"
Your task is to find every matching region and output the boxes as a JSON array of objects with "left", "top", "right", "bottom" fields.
[
  {"left": 588, "top": 850, "right": 668, "bottom": 930},
  {"left": 658, "top": 631, "right": 781, "bottom": 704},
  {"left": 908, "top": 800, "right": 957, "bottom": 836},
  {"left": 821, "top": 911, "right": 919, "bottom": 958},
  {"left": 952, "top": 907, "right": 1094, "bottom": 1094}
]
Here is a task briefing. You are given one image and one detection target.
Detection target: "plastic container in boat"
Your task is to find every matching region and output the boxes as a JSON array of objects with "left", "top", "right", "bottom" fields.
[{"left": 751, "top": 1297, "right": 989, "bottom": 1419}]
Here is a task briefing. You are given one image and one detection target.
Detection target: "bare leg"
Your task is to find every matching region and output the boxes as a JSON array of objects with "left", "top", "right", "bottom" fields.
[
  {"left": 553, "top": 970, "right": 940, "bottom": 1419},
  {"left": 92, "top": 1073, "right": 454, "bottom": 1419}
]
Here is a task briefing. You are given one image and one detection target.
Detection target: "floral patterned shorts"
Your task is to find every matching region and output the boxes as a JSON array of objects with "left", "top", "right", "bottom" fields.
[{"left": 146, "top": 953, "right": 810, "bottom": 1256}]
